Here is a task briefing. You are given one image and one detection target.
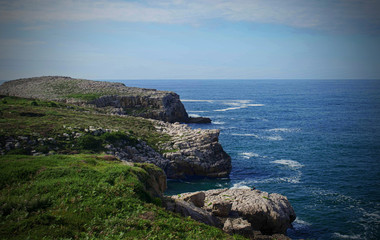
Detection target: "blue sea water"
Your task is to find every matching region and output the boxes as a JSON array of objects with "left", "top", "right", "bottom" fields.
[{"left": 116, "top": 79, "right": 380, "bottom": 240}]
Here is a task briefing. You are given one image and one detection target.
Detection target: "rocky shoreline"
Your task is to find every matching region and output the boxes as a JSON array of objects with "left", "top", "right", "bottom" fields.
[
  {"left": 0, "top": 76, "right": 296, "bottom": 239},
  {"left": 167, "top": 188, "right": 296, "bottom": 239}
]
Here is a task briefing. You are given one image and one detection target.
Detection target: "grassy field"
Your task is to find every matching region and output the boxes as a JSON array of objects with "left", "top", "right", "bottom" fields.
[{"left": 0, "top": 154, "right": 244, "bottom": 239}]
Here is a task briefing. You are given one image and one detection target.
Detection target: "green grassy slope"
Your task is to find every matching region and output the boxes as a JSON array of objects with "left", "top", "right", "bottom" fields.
[
  {"left": 0, "top": 154, "right": 244, "bottom": 239},
  {"left": 0, "top": 96, "right": 245, "bottom": 239},
  {"left": 0, "top": 96, "right": 169, "bottom": 153}
]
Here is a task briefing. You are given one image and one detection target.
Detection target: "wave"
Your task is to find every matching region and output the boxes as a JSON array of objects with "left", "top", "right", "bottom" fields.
[
  {"left": 214, "top": 103, "right": 264, "bottom": 112},
  {"left": 272, "top": 159, "right": 304, "bottom": 169},
  {"left": 231, "top": 133, "right": 283, "bottom": 141},
  {"left": 333, "top": 233, "right": 362, "bottom": 239},
  {"left": 187, "top": 110, "right": 209, "bottom": 113},
  {"left": 231, "top": 133, "right": 260, "bottom": 138},
  {"left": 278, "top": 176, "right": 301, "bottom": 184},
  {"left": 214, "top": 106, "right": 243, "bottom": 112},
  {"left": 230, "top": 181, "right": 252, "bottom": 189},
  {"left": 189, "top": 114, "right": 201, "bottom": 118},
  {"left": 240, "top": 152, "right": 260, "bottom": 159},
  {"left": 213, "top": 121, "right": 225, "bottom": 125},
  {"left": 266, "top": 128, "right": 300, "bottom": 133},
  {"left": 264, "top": 135, "right": 283, "bottom": 141}
]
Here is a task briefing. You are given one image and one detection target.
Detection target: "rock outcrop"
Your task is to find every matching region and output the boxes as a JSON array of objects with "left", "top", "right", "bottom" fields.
[
  {"left": 154, "top": 121, "right": 231, "bottom": 178},
  {"left": 0, "top": 76, "right": 190, "bottom": 123},
  {"left": 170, "top": 188, "right": 296, "bottom": 238}
]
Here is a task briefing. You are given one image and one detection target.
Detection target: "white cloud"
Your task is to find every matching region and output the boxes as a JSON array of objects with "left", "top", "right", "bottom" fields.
[{"left": 0, "top": 0, "right": 379, "bottom": 33}]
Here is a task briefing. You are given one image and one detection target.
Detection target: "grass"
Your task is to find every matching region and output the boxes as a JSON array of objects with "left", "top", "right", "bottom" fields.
[
  {"left": 65, "top": 93, "right": 103, "bottom": 101},
  {"left": 0, "top": 96, "right": 170, "bottom": 153},
  {"left": 0, "top": 154, "right": 244, "bottom": 239}
]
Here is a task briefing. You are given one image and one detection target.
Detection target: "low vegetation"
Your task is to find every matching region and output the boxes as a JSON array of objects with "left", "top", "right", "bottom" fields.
[
  {"left": 0, "top": 95, "right": 246, "bottom": 239},
  {"left": 0, "top": 96, "right": 170, "bottom": 153},
  {"left": 0, "top": 154, "right": 244, "bottom": 239}
]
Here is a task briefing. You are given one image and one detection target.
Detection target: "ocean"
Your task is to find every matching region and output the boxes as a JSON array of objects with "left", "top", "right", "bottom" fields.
[{"left": 115, "top": 79, "right": 380, "bottom": 240}]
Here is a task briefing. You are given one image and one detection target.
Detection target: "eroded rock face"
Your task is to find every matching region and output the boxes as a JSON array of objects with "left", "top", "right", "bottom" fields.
[
  {"left": 91, "top": 93, "right": 189, "bottom": 123},
  {"left": 171, "top": 188, "right": 296, "bottom": 237},
  {"left": 0, "top": 76, "right": 189, "bottom": 123},
  {"left": 154, "top": 121, "right": 232, "bottom": 179}
]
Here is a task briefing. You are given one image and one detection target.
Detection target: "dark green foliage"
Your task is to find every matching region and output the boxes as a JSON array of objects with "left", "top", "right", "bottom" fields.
[
  {"left": 76, "top": 135, "right": 103, "bottom": 151},
  {"left": 100, "top": 131, "right": 138, "bottom": 146},
  {"left": 0, "top": 155, "right": 243, "bottom": 240},
  {"left": 30, "top": 100, "right": 38, "bottom": 106},
  {"left": 48, "top": 101, "right": 58, "bottom": 107}
]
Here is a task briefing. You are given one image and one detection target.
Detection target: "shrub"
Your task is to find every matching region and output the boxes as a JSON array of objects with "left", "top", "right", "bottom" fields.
[{"left": 77, "top": 135, "right": 103, "bottom": 151}]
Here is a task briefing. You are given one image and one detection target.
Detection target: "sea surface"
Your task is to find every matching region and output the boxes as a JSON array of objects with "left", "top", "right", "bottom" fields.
[{"left": 115, "top": 79, "right": 380, "bottom": 240}]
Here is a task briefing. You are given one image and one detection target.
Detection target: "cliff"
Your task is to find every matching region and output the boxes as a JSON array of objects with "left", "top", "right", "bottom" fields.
[{"left": 0, "top": 76, "right": 192, "bottom": 123}]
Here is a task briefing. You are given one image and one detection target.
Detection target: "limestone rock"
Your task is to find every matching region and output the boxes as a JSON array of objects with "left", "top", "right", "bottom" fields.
[
  {"left": 165, "top": 199, "right": 220, "bottom": 227},
  {"left": 172, "top": 188, "right": 295, "bottom": 236},
  {"left": 212, "top": 201, "right": 232, "bottom": 217},
  {"left": 223, "top": 218, "right": 252, "bottom": 237},
  {"left": 203, "top": 188, "right": 296, "bottom": 235},
  {"left": 173, "top": 192, "right": 205, "bottom": 208},
  {"left": 155, "top": 121, "right": 231, "bottom": 178}
]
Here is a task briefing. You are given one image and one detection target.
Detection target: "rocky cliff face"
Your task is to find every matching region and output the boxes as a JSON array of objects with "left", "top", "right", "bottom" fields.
[
  {"left": 90, "top": 94, "right": 189, "bottom": 123},
  {"left": 154, "top": 121, "right": 231, "bottom": 178},
  {"left": 0, "top": 76, "right": 190, "bottom": 123},
  {"left": 105, "top": 119, "right": 231, "bottom": 179}
]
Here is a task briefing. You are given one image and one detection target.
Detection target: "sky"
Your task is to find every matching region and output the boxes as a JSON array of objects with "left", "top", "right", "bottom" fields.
[{"left": 0, "top": 0, "right": 380, "bottom": 80}]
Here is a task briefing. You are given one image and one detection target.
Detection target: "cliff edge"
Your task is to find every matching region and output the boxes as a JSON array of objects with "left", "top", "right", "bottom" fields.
[{"left": 0, "top": 76, "right": 194, "bottom": 123}]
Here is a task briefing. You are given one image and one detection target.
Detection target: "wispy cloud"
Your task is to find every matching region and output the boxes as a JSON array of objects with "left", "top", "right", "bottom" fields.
[{"left": 0, "top": 0, "right": 379, "bottom": 33}]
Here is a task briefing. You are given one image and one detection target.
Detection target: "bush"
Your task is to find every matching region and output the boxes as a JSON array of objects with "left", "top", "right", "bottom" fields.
[
  {"left": 100, "top": 131, "right": 138, "bottom": 146},
  {"left": 77, "top": 135, "right": 103, "bottom": 151}
]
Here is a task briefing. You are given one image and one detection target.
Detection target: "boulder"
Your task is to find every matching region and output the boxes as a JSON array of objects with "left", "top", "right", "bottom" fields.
[
  {"left": 204, "top": 188, "right": 296, "bottom": 235},
  {"left": 172, "top": 188, "right": 296, "bottom": 236}
]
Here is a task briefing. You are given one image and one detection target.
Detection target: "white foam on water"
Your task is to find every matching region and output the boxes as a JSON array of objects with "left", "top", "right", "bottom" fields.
[
  {"left": 294, "top": 218, "right": 311, "bottom": 226},
  {"left": 240, "top": 152, "right": 260, "bottom": 159},
  {"left": 333, "top": 233, "right": 362, "bottom": 239},
  {"left": 231, "top": 133, "right": 260, "bottom": 138},
  {"left": 272, "top": 159, "right": 304, "bottom": 169},
  {"left": 214, "top": 100, "right": 264, "bottom": 112},
  {"left": 278, "top": 176, "right": 301, "bottom": 183},
  {"left": 246, "top": 104, "right": 265, "bottom": 107},
  {"left": 213, "top": 121, "right": 225, "bottom": 125},
  {"left": 266, "top": 128, "right": 300, "bottom": 132},
  {"left": 292, "top": 218, "right": 312, "bottom": 230},
  {"left": 264, "top": 135, "right": 284, "bottom": 141},
  {"left": 188, "top": 110, "right": 209, "bottom": 113},
  {"left": 189, "top": 114, "right": 201, "bottom": 118},
  {"left": 214, "top": 106, "right": 243, "bottom": 112},
  {"left": 230, "top": 181, "right": 252, "bottom": 189}
]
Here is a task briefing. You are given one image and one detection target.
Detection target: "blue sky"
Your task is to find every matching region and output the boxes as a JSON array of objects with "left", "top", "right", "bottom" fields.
[{"left": 0, "top": 0, "right": 380, "bottom": 80}]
